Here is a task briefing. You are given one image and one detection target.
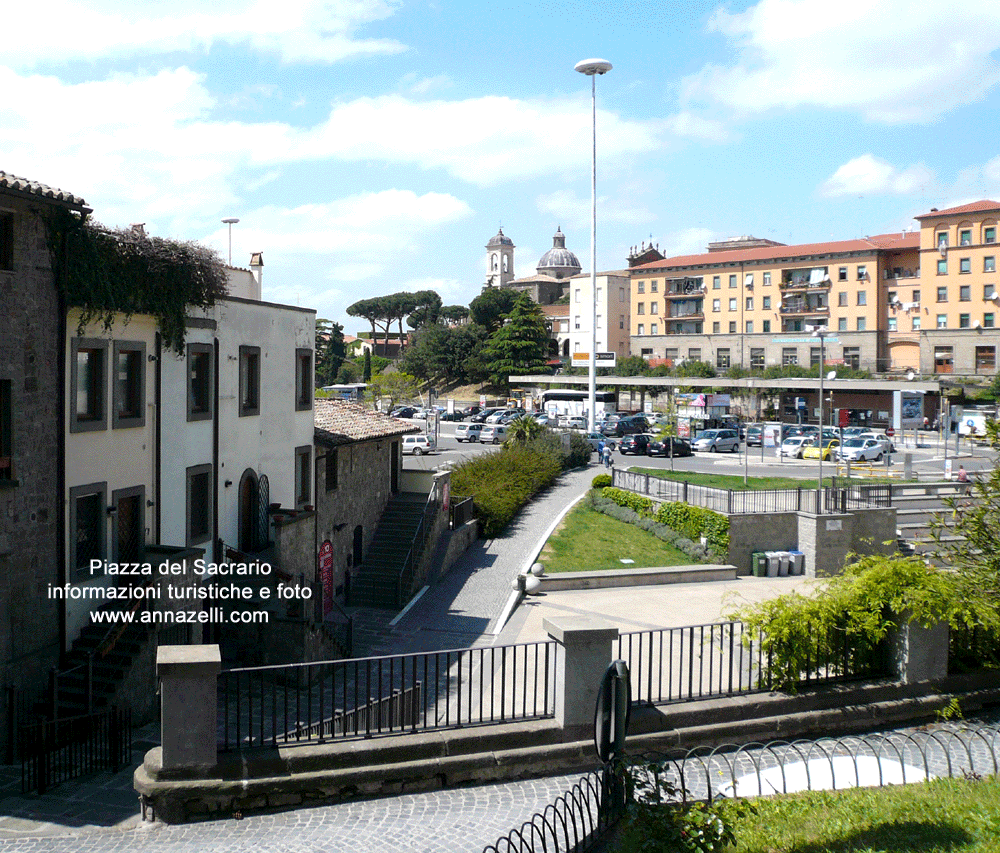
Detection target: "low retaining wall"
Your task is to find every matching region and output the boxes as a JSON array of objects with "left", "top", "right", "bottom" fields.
[{"left": 538, "top": 564, "right": 736, "bottom": 592}]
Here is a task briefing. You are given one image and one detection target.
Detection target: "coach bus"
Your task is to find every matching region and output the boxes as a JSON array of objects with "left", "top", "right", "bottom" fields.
[{"left": 540, "top": 389, "right": 618, "bottom": 422}]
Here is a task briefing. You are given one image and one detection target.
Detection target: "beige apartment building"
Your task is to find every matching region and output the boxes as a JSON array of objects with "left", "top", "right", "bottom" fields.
[{"left": 630, "top": 200, "right": 1000, "bottom": 378}]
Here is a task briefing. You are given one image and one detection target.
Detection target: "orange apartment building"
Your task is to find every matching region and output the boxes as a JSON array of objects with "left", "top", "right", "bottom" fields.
[{"left": 630, "top": 199, "right": 1000, "bottom": 378}]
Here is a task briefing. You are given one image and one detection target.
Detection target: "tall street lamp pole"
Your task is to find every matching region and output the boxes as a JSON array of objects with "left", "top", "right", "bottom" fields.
[
  {"left": 222, "top": 217, "right": 239, "bottom": 265},
  {"left": 575, "top": 58, "right": 612, "bottom": 433},
  {"left": 812, "top": 325, "right": 828, "bottom": 507}
]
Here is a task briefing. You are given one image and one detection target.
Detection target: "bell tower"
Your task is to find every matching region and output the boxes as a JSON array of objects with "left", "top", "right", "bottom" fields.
[{"left": 485, "top": 227, "right": 515, "bottom": 287}]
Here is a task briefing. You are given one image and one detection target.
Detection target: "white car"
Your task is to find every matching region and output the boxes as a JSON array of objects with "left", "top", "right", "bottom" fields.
[
  {"left": 855, "top": 432, "right": 895, "bottom": 453},
  {"left": 455, "top": 423, "right": 484, "bottom": 443},
  {"left": 562, "top": 416, "right": 588, "bottom": 430},
  {"left": 479, "top": 425, "right": 509, "bottom": 444},
  {"left": 835, "top": 437, "right": 886, "bottom": 463},
  {"left": 777, "top": 436, "right": 810, "bottom": 459},
  {"left": 401, "top": 435, "right": 436, "bottom": 455}
]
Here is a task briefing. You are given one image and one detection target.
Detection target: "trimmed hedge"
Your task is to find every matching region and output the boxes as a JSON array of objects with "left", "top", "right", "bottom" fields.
[
  {"left": 655, "top": 502, "right": 730, "bottom": 553},
  {"left": 601, "top": 487, "right": 654, "bottom": 515},
  {"left": 591, "top": 474, "right": 613, "bottom": 489}
]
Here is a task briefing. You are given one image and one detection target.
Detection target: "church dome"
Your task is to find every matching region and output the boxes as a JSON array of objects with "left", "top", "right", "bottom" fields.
[
  {"left": 537, "top": 227, "right": 581, "bottom": 279},
  {"left": 486, "top": 227, "right": 514, "bottom": 249}
]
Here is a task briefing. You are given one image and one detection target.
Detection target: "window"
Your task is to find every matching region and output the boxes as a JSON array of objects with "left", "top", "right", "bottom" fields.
[
  {"left": 295, "top": 445, "right": 311, "bottom": 507},
  {"left": 857, "top": 265, "right": 867, "bottom": 280},
  {"left": 782, "top": 348, "right": 798, "bottom": 366},
  {"left": 688, "top": 348, "right": 701, "bottom": 361},
  {"left": 843, "top": 347, "right": 860, "bottom": 369},
  {"left": 728, "top": 298, "right": 737, "bottom": 311},
  {"left": 912, "top": 316, "right": 921, "bottom": 330},
  {"left": 960, "top": 257, "right": 971, "bottom": 274},
  {"left": 856, "top": 317, "right": 867, "bottom": 331},
  {"left": 640, "top": 348, "right": 653, "bottom": 357},
  {"left": 762, "top": 320, "right": 771, "bottom": 333},
  {"left": 960, "top": 314, "right": 971, "bottom": 328},
  {"left": 712, "top": 275, "right": 721, "bottom": 289},
  {"left": 187, "top": 343, "right": 213, "bottom": 421},
  {"left": 838, "top": 292, "right": 848, "bottom": 307},
  {"left": 729, "top": 321, "right": 737, "bottom": 333},
  {"left": 888, "top": 317, "right": 897, "bottom": 332},
  {"left": 574, "top": 316, "right": 580, "bottom": 330},
  {"left": 649, "top": 323, "right": 657, "bottom": 335},
  {"left": 112, "top": 342, "right": 145, "bottom": 429},
  {"left": 729, "top": 274, "right": 737, "bottom": 288},
  {"left": 960, "top": 229, "right": 972, "bottom": 246},
  {"left": 745, "top": 297, "right": 753, "bottom": 310},
  {"left": 716, "top": 348, "right": 731, "bottom": 369},
  {"left": 619, "top": 287, "right": 625, "bottom": 303},
  {"left": 650, "top": 301, "right": 659, "bottom": 314},
  {"left": 295, "top": 349, "right": 313, "bottom": 411},
  {"left": 750, "top": 348, "right": 765, "bottom": 369},
  {"left": 111, "top": 485, "right": 144, "bottom": 563},
  {"left": 575, "top": 288, "right": 581, "bottom": 303},
  {"left": 325, "top": 448, "right": 338, "bottom": 491},
  {"left": 810, "top": 347, "right": 822, "bottom": 368},
  {"left": 937, "top": 259, "right": 948, "bottom": 275},
  {"left": 665, "top": 347, "right": 678, "bottom": 361},
  {"left": 744, "top": 273, "right": 754, "bottom": 287},
  {"left": 239, "top": 346, "right": 260, "bottom": 417},
  {"left": 0, "top": 380, "right": 11, "bottom": 483},
  {"left": 650, "top": 280, "right": 658, "bottom": 293},
  {"left": 913, "top": 289, "right": 921, "bottom": 304},
  {"left": 937, "top": 314, "right": 947, "bottom": 329},
  {"left": 71, "top": 338, "right": 109, "bottom": 433},
  {"left": 637, "top": 281, "right": 645, "bottom": 294},
  {"left": 888, "top": 290, "right": 898, "bottom": 305},
  {"left": 763, "top": 272, "right": 771, "bottom": 286},
  {"left": 712, "top": 322, "right": 720, "bottom": 333},
  {"left": 745, "top": 321, "right": 753, "bottom": 333},
  {"left": 0, "top": 211, "right": 12, "bottom": 271},
  {"left": 712, "top": 299, "right": 721, "bottom": 312},
  {"left": 619, "top": 315, "right": 624, "bottom": 329},
  {"left": 762, "top": 296, "right": 771, "bottom": 310},
  {"left": 596, "top": 314, "right": 602, "bottom": 329},
  {"left": 637, "top": 303, "right": 645, "bottom": 315},
  {"left": 596, "top": 288, "right": 602, "bottom": 301},
  {"left": 934, "top": 346, "right": 954, "bottom": 374},
  {"left": 637, "top": 324, "right": 645, "bottom": 335},
  {"left": 838, "top": 267, "right": 848, "bottom": 282},
  {"left": 985, "top": 313, "right": 996, "bottom": 328},
  {"left": 186, "top": 464, "right": 212, "bottom": 546},
  {"left": 986, "top": 257, "right": 996, "bottom": 272},
  {"left": 937, "top": 231, "right": 948, "bottom": 248},
  {"left": 937, "top": 286, "right": 948, "bottom": 302},
  {"left": 857, "top": 291, "right": 867, "bottom": 306},
  {"left": 986, "top": 226, "right": 996, "bottom": 244},
  {"left": 70, "top": 482, "right": 106, "bottom": 581},
  {"left": 977, "top": 346, "right": 996, "bottom": 372},
  {"left": 838, "top": 317, "right": 848, "bottom": 331},
  {"left": 960, "top": 285, "right": 971, "bottom": 302}
]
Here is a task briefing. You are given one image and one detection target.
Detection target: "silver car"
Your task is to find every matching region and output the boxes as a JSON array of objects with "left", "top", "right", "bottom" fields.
[{"left": 692, "top": 429, "right": 740, "bottom": 452}]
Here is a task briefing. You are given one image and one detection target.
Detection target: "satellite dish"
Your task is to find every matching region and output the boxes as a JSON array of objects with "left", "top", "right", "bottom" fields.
[{"left": 826, "top": 370, "right": 837, "bottom": 381}]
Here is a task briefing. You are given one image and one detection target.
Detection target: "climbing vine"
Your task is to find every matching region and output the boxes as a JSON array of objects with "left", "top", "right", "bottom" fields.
[{"left": 44, "top": 208, "right": 228, "bottom": 354}]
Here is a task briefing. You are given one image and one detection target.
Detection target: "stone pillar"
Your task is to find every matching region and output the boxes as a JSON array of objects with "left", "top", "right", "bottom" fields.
[
  {"left": 157, "top": 645, "right": 221, "bottom": 772},
  {"left": 889, "top": 613, "right": 949, "bottom": 684},
  {"left": 797, "top": 512, "right": 853, "bottom": 577},
  {"left": 903, "top": 452, "right": 913, "bottom": 480},
  {"left": 544, "top": 616, "right": 619, "bottom": 738}
]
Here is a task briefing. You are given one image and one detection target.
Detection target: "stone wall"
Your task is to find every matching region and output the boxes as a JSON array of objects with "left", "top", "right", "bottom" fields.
[
  {"left": 727, "top": 513, "right": 799, "bottom": 576},
  {"left": 0, "top": 193, "right": 62, "bottom": 755}
]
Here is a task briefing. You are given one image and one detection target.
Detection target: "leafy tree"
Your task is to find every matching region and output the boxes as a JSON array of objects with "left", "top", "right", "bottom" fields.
[
  {"left": 469, "top": 287, "right": 521, "bottom": 332},
  {"left": 406, "top": 290, "right": 444, "bottom": 329},
  {"left": 617, "top": 355, "right": 648, "bottom": 377},
  {"left": 315, "top": 318, "right": 346, "bottom": 386},
  {"left": 366, "top": 371, "right": 420, "bottom": 412},
  {"left": 675, "top": 360, "right": 717, "bottom": 378},
  {"left": 346, "top": 296, "right": 394, "bottom": 355},
  {"left": 336, "top": 361, "right": 361, "bottom": 384},
  {"left": 400, "top": 322, "right": 489, "bottom": 385},
  {"left": 505, "top": 415, "right": 547, "bottom": 445},
  {"left": 363, "top": 349, "right": 372, "bottom": 382},
  {"left": 481, "top": 294, "right": 551, "bottom": 390},
  {"left": 440, "top": 305, "right": 470, "bottom": 324}
]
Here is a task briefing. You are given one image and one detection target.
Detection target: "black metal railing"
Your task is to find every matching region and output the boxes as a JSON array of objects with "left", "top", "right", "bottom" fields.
[
  {"left": 218, "top": 640, "right": 556, "bottom": 751},
  {"left": 618, "top": 620, "right": 887, "bottom": 707},
  {"left": 949, "top": 622, "right": 1000, "bottom": 673},
  {"left": 398, "top": 492, "right": 441, "bottom": 604},
  {"left": 20, "top": 705, "right": 131, "bottom": 794},
  {"left": 482, "top": 763, "right": 626, "bottom": 853},
  {"left": 825, "top": 480, "right": 892, "bottom": 511},
  {"left": 451, "top": 495, "right": 475, "bottom": 529}
]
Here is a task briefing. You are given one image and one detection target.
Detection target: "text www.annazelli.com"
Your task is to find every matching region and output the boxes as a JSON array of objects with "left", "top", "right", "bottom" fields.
[{"left": 90, "top": 607, "right": 268, "bottom": 625}]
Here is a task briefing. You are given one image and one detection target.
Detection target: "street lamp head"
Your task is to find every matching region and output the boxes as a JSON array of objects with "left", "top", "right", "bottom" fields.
[
  {"left": 222, "top": 218, "right": 240, "bottom": 225},
  {"left": 575, "top": 58, "right": 612, "bottom": 76}
]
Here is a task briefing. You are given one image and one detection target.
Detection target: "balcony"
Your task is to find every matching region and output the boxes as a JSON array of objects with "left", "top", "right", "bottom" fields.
[
  {"left": 667, "top": 309, "right": 704, "bottom": 320},
  {"left": 780, "top": 301, "right": 829, "bottom": 316},
  {"left": 781, "top": 270, "right": 831, "bottom": 290},
  {"left": 665, "top": 283, "right": 706, "bottom": 298}
]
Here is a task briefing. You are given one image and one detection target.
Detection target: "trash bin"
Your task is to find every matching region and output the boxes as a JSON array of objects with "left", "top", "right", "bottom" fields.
[
  {"left": 778, "top": 552, "right": 791, "bottom": 577},
  {"left": 788, "top": 550, "right": 805, "bottom": 575},
  {"left": 751, "top": 551, "right": 768, "bottom": 577},
  {"left": 765, "top": 551, "right": 780, "bottom": 578}
]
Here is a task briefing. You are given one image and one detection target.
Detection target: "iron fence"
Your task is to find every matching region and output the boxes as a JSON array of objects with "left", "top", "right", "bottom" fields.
[
  {"left": 451, "top": 495, "right": 475, "bottom": 529},
  {"left": 20, "top": 705, "right": 131, "bottom": 794},
  {"left": 949, "top": 622, "right": 1000, "bottom": 673},
  {"left": 618, "top": 620, "right": 886, "bottom": 707},
  {"left": 482, "top": 763, "right": 626, "bottom": 853},
  {"left": 218, "top": 640, "right": 556, "bottom": 751}
]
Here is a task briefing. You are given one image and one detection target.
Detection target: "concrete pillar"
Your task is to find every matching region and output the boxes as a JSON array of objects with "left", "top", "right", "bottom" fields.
[
  {"left": 543, "top": 616, "right": 619, "bottom": 738},
  {"left": 797, "top": 512, "right": 853, "bottom": 577},
  {"left": 157, "top": 645, "right": 221, "bottom": 772},
  {"left": 889, "top": 613, "right": 949, "bottom": 684}
]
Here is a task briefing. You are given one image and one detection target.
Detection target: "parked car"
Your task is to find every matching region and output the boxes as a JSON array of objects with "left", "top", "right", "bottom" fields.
[
  {"left": 745, "top": 425, "right": 764, "bottom": 447},
  {"left": 563, "top": 416, "right": 588, "bottom": 430},
  {"left": 584, "top": 432, "right": 617, "bottom": 452},
  {"left": 439, "top": 410, "right": 465, "bottom": 421},
  {"left": 455, "top": 423, "right": 485, "bottom": 443},
  {"left": 802, "top": 438, "right": 839, "bottom": 460},
  {"left": 401, "top": 434, "right": 436, "bottom": 455},
  {"left": 646, "top": 436, "right": 692, "bottom": 457},
  {"left": 486, "top": 408, "right": 521, "bottom": 423},
  {"left": 692, "top": 428, "right": 740, "bottom": 452},
  {"left": 479, "top": 424, "right": 509, "bottom": 444},
  {"left": 614, "top": 416, "right": 650, "bottom": 437},
  {"left": 777, "top": 436, "right": 810, "bottom": 459},
  {"left": 471, "top": 408, "right": 502, "bottom": 423},
  {"left": 619, "top": 433, "right": 654, "bottom": 455},
  {"left": 390, "top": 406, "right": 418, "bottom": 419},
  {"left": 532, "top": 413, "right": 553, "bottom": 426},
  {"left": 835, "top": 437, "right": 885, "bottom": 463},
  {"left": 460, "top": 405, "right": 482, "bottom": 418},
  {"left": 855, "top": 431, "right": 895, "bottom": 453}
]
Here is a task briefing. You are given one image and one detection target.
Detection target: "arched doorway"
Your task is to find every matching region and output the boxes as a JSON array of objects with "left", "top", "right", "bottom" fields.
[{"left": 238, "top": 469, "right": 258, "bottom": 552}]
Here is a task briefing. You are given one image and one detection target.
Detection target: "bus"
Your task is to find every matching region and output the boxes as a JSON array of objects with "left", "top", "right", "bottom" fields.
[
  {"left": 540, "top": 389, "right": 618, "bottom": 422},
  {"left": 320, "top": 383, "right": 367, "bottom": 402}
]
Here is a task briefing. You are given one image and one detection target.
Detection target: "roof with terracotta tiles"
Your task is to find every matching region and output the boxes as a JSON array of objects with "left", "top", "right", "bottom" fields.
[
  {"left": 314, "top": 399, "right": 419, "bottom": 446},
  {"left": 633, "top": 232, "right": 919, "bottom": 272},
  {"left": 0, "top": 171, "right": 89, "bottom": 209},
  {"left": 914, "top": 200, "right": 1000, "bottom": 219}
]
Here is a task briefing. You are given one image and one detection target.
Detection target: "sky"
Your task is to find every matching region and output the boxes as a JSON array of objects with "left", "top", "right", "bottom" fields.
[{"left": 7, "top": 0, "right": 1000, "bottom": 333}]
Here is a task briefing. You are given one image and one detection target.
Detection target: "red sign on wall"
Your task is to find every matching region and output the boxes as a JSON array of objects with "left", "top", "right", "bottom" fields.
[{"left": 318, "top": 539, "right": 334, "bottom": 618}]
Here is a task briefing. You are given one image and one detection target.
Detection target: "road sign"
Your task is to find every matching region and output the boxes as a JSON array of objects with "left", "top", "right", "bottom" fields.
[
  {"left": 886, "top": 427, "right": 895, "bottom": 437},
  {"left": 571, "top": 352, "right": 617, "bottom": 367}
]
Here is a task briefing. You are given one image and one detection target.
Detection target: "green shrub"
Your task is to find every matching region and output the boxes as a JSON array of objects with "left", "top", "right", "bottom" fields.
[
  {"left": 655, "top": 502, "right": 730, "bottom": 552},
  {"left": 602, "top": 487, "right": 654, "bottom": 516},
  {"left": 591, "top": 473, "right": 613, "bottom": 489}
]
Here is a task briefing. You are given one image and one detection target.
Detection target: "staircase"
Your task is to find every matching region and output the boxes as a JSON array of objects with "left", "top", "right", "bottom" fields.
[
  {"left": 892, "top": 482, "right": 969, "bottom": 562},
  {"left": 350, "top": 494, "right": 430, "bottom": 609}
]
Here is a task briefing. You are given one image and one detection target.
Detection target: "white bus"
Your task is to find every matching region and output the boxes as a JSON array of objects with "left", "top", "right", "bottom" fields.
[{"left": 540, "top": 389, "right": 618, "bottom": 422}]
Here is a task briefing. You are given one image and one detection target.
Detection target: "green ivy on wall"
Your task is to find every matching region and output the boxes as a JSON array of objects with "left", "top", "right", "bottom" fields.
[{"left": 44, "top": 208, "right": 228, "bottom": 354}]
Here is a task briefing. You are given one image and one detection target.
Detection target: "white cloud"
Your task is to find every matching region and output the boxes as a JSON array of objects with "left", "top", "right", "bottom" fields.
[
  {"left": 7, "top": 0, "right": 405, "bottom": 67},
  {"left": 683, "top": 0, "right": 1000, "bottom": 123},
  {"left": 397, "top": 277, "right": 467, "bottom": 300},
  {"left": 820, "top": 155, "right": 935, "bottom": 198},
  {"left": 536, "top": 190, "right": 653, "bottom": 229},
  {"left": 662, "top": 228, "right": 718, "bottom": 258}
]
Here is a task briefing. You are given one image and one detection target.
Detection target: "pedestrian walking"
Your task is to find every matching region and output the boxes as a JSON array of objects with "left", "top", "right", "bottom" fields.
[
  {"left": 602, "top": 444, "right": 612, "bottom": 469},
  {"left": 957, "top": 464, "right": 970, "bottom": 494}
]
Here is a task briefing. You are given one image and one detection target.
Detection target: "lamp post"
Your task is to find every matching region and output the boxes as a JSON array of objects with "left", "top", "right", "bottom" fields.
[
  {"left": 575, "top": 58, "right": 612, "bottom": 433},
  {"left": 222, "top": 217, "right": 239, "bottom": 265},
  {"left": 812, "top": 325, "right": 828, "bottom": 505}
]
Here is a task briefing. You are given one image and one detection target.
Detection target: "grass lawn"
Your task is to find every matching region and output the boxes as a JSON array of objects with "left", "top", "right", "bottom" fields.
[
  {"left": 712, "top": 776, "right": 1000, "bottom": 853},
  {"left": 627, "top": 468, "right": 839, "bottom": 491},
  {"left": 539, "top": 503, "right": 691, "bottom": 572}
]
